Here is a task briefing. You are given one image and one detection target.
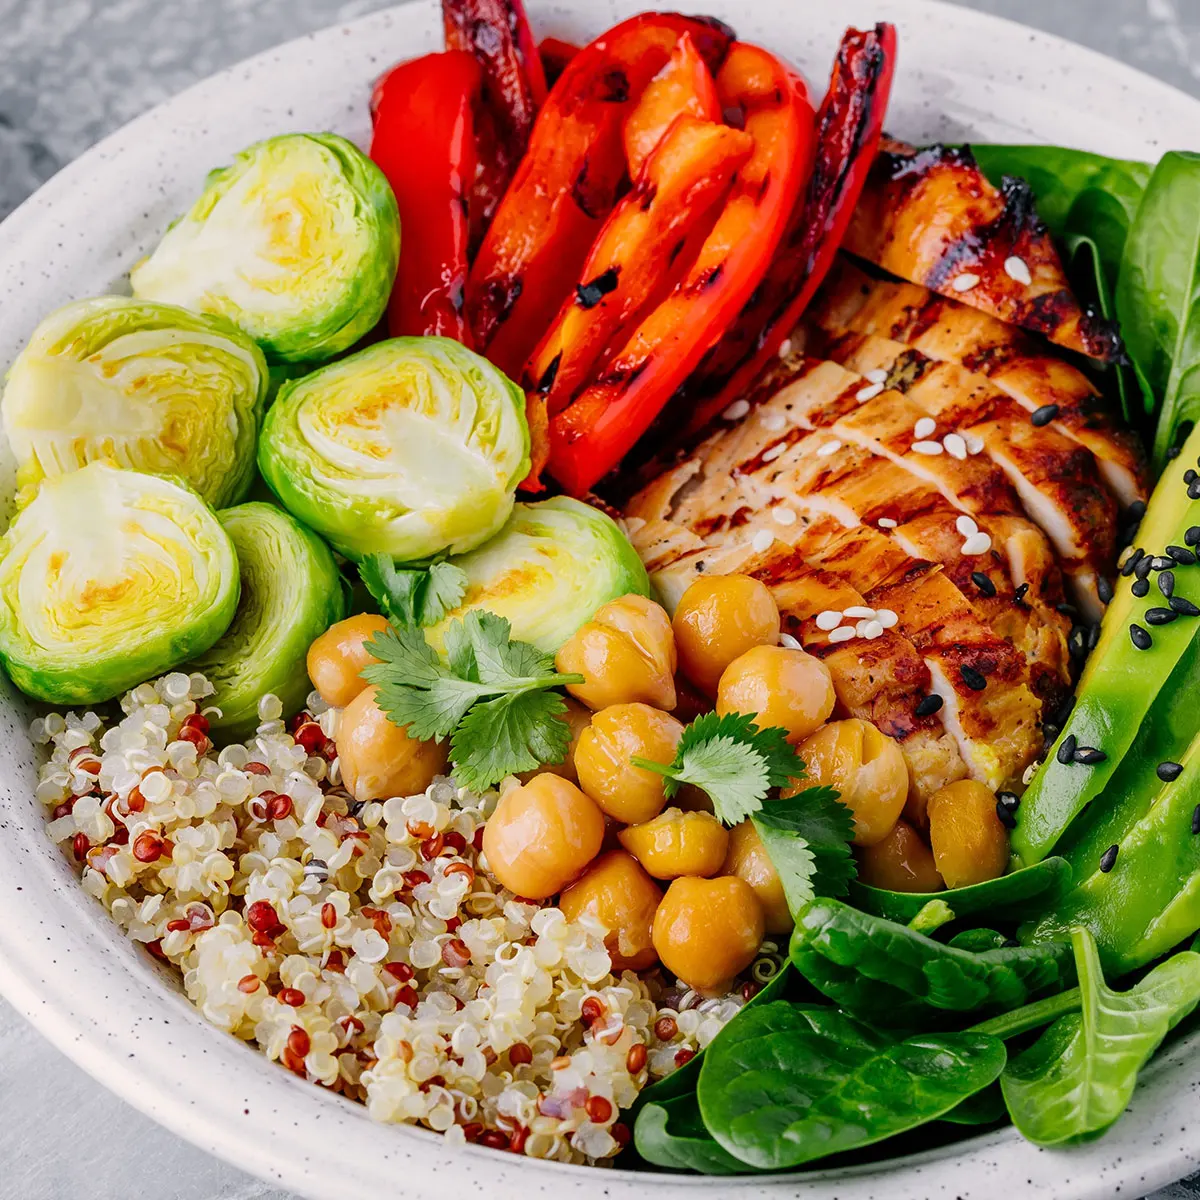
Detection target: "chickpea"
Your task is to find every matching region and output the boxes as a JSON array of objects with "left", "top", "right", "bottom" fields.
[
  {"left": 519, "top": 697, "right": 592, "bottom": 784},
  {"left": 307, "top": 613, "right": 391, "bottom": 708},
  {"left": 482, "top": 774, "right": 605, "bottom": 899},
  {"left": 652, "top": 876, "right": 765, "bottom": 995},
  {"left": 336, "top": 685, "right": 448, "bottom": 803},
  {"left": 673, "top": 575, "right": 781, "bottom": 694},
  {"left": 574, "top": 703, "right": 684, "bottom": 824},
  {"left": 716, "top": 645, "right": 834, "bottom": 742},
  {"left": 556, "top": 594, "right": 677, "bottom": 712},
  {"left": 856, "top": 819, "right": 944, "bottom": 893},
  {"left": 618, "top": 807, "right": 728, "bottom": 880},
  {"left": 722, "top": 820, "right": 792, "bottom": 934},
  {"left": 927, "top": 779, "right": 1010, "bottom": 889},
  {"left": 559, "top": 850, "right": 663, "bottom": 971},
  {"left": 792, "top": 719, "right": 908, "bottom": 846}
]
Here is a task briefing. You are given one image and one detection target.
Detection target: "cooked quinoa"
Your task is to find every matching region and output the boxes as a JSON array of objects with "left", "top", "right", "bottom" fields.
[{"left": 32, "top": 672, "right": 777, "bottom": 1163}]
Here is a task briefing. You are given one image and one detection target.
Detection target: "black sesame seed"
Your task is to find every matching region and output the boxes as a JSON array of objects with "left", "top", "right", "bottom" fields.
[
  {"left": 1051, "top": 695, "right": 1076, "bottom": 726},
  {"left": 1087, "top": 623, "right": 1101, "bottom": 651},
  {"left": 1130, "top": 623, "right": 1152, "bottom": 650},
  {"left": 1068, "top": 626, "right": 1088, "bottom": 658},
  {"left": 997, "top": 791, "right": 1020, "bottom": 811},
  {"left": 1056, "top": 602, "right": 1078, "bottom": 617},
  {"left": 1131, "top": 578, "right": 1150, "bottom": 598},
  {"left": 959, "top": 664, "right": 987, "bottom": 691},
  {"left": 1043, "top": 723, "right": 1061, "bottom": 742},
  {"left": 971, "top": 571, "right": 996, "bottom": 597},
  {"left": 1151, "top": 556, "right": 1175, "bottom": 572},
  {"left": 995, "top": 801, "right": 1017, "bottom": 829},
  {"left": 1097, "top": 577, "right": 1114, "bottom": 605},
  {"left": 1159, "top": 570, "right": 1176, "bottom": 597},
  {"left": 1186, "top": 469, "right": 1197, "bottom": 485},
  {"left": 1128, "top": 500, "right": 1148, "bottom": 522},
  {"left": 1099, "top": 844, "right": 1119, "bottom": 873},
  {"left": 1169, "top": 545, "right": 1198, "bottom": 565},
  {"left": 1135, "top": 556, "right": 1153, "bottom": 580},
  {"left": 1158, "top": 761, "right": 1184, "bottom": 782},
  {"left": 1170, "top": 595, "right": 1200, "bottom": 616},
  {"left": 1186, "top": 525, "right": 1200, "bottom": 547},
  {"left": 1031, "top": 404, "right": 1059, "bottom": 427},
  {"left": 1121, "top": 549, "right": 1143, "bottom": 577},
  {"left": 1073, "top": 746, "right": 1107, "bottom": 765},
  {"left": 1145, "top": 607, "right": 1178, "bottom": 626},
  {"left": 1170, "top": 445, "right": 1183, "bottom": 461},
  {"left": 1192, "top": 804, "right": 1200, "bottom": 835},
  {"left": 1056, "top": 734, "right": 1078, "bottom": 765},
  {"left": 1014, "top": 582, "right": 1030, "bottom": 603},
  {"left": 914, "top": 694, "right": 943, "bottom": 717},
  {"left": 1188, "top": 479, "right": 1200, "bottom": 500}
]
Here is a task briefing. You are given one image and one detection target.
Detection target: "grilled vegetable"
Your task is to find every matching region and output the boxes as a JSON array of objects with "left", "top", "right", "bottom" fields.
[
  {"left": 548, "top": 41, "right": 815, "bottom": 494},
  {"left": 0, "top": 462, "right": 239, "bottom": 704},
  {"left": 370, "top": 51, "right": 480, "bottom": 342},
  {"left": 2, "top": 297, "right": 268, "bottom": 509},
  {"left": 424, "top": 495, "right": 650, "bottom": 654},
  {"left": 188, "top": 502, "right": 346, "bottom": 742},
  {"left": 257, "top": 336, "right": 529, "bottom": 562},
  {"left": 130, "top": 133, "right": 400, "bottom": 363}
]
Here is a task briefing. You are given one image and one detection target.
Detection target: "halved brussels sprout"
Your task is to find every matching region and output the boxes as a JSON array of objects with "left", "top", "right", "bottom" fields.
[
  {"left": 130, "top": 133, "right": 400, "bottom": 363},
  {"left": 2, "top": 297, "right": 268, "bottom": 509},
  {"left": 426, "top": 496, "right": 651, "bottom": 653},
  {"left": 189, "top": 502, "right": 346, "bottom": 741},
  {"left": 258, "top": 336, "right": 530, "bottom": 562},
  {"left": 0, "top": 462, "right": 239, "bottom": 704}
]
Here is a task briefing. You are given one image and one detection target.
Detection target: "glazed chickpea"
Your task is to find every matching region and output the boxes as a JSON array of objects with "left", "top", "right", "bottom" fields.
[
  {"left": 556, "top": 594, "right": 677, "bottom": 712},
  {"left": 307, "top": 613, "right": 391, "bottom": 708},
  {"left": 574, "top": 703, "right": 684, "bottom": 824},
  {"left": 856, "top": 819, "right": 944, "bottom": 893},
  {"left": 716, "top": 645, "right": 834, "bottom": 742},
  {"left": 927, "top": 779, "right": 1010, "bottom": 889},
  {"left": 559, "top": 850, "right": 663, "bottom": 971},
  {"left": 673, "top": 574, "right": 781, "bottom": 694},
  {"left": 482, "top": 774, "right": 605, "bottom": 900},
  {"left": 723, "top": 820, "right": 792, "bottom": 934},
  {"left": 618, "top": 807, "right": 728, "bottom": 880},
  {"left": 336, "top": 685, "right": 448, "bottom": 803},
  {"left": 652, "top": 876, "right": 765, "bottom": 995},
  {"left": 792, "top": 719, "right": 908, "bottom": 846},
  {"left": 519, "top": 697, "right": 592, "bottom": 785}
]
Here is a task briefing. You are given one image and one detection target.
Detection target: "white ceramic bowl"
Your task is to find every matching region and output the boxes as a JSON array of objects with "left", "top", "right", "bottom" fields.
[{"left": 1, "top": 2, "right": 1199, "bottom": 1197}]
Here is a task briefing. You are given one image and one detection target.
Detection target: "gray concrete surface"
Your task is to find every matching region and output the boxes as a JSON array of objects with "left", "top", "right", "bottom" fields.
[{"left": 2, "top": 0, "right": 1200, "bottom": 1197}]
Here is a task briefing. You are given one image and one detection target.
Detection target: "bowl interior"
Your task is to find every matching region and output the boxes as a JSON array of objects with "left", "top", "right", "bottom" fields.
[{"left": 2, "top": 2, "right": 1200, "bottom": 1198}]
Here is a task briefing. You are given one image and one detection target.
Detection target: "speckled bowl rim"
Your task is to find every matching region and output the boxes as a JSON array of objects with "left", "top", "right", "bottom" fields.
[{"left": 1, "top": 2, "right": 1200, "bottom": 1198}]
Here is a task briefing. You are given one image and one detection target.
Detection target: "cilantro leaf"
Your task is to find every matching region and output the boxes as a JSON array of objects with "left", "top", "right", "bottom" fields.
[
  {"left": 358, "top": 555, "right": 467, "bottom": 628},
  {"left": 753, "top": 785, "right": 856, "bottom": 913},
  {"left": 451, "top": 690, "right": 572, "bottom": 791}
]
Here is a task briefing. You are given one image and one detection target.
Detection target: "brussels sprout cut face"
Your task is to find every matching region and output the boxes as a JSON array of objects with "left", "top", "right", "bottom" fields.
[
  {"left": 189, "top": 502, "right": 346, "bottom": 742},
  {"left": 0, "top": 463, "right": 239, "bottom": 705},
  {"left": 2, "top": 297, "right": 268, "bottom": 510},
  {"left": 426, "top": 496, "right": 652, "bottom": 654},
  {"left": 258, "top": 336, "right": 530, "bottom": 562},
  {"left": 130, "top": 133, "right": 400, "bottom": 363}
]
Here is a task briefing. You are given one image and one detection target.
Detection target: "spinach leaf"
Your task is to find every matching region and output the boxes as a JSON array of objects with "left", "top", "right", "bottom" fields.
[
  {"left": 948, "top": 928, "right": 1011, "bottom": 951},
  {"left": 752, "top": 786, "right": 856, "bottom": 913},
  {"left": 849, "top": 856, "right": 1073, "bottom": 925},
  {"left": 634, "top": 1096, "right": 749, "bottom": 1174},
  {"left": 789, "top": 898, "right": 1076, "bottom": 1027},
  {"left": 940, "top": 1082, "right": 1007, "bottom": 1126},
  {"left": 1001, "top": 928, "right": 1200, "bottom": 1145},
  {"left": 1116, "top": 150, "right": 1200, "bottom": 469},
  {"left": 696, "top": 1002, "right": 1006, "bottom": 1169}
]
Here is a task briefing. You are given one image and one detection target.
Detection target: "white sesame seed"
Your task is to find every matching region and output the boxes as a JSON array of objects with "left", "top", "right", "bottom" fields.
[
  {"left": 778, "top": 338, "right": 793, "bottom": 358},
  {"left": 961, "top": 531, "right": 993, "bottom": 556},
  {"left": 860, "top": 619, "right": 884, "bottom": 640},
  {"left": 815, "top": 610, "right": 843, "bottom": 631},
  {"left": 773, "top": 507, "right": 797, "bottom": 526},
  {"left": 828, "top": 626, "right": 857, "bottom": 644},
  {"left": 865, "top": 368, "right": 888, "bottom": 384},
  {"left": 762, "top": 442, "right": 786, "bottom": 462},
  {"left": 912, "top": 440, "right": 944, "bottom": 456},
  {"left": 856, "top": 382, "right": 884, "bottom": 402},
  {"left": 965, "top": 433, "right": 985, "bottom": 454},
  {"left": 876, "top": 608, "right": 899, "bottom": 628},
  {"left": 844, "top": 605, "right": 875, "bottom": 619},
  {"left": 943, "top": 433, "right": 968, "bottom": 460},
  {"left": 877, "top": 517, "right": 898, "bottom": 529},
  {"left": 779, "top": 632, "right": 803, "bottom": 650},
  {"left": 955, "top": 515, "right": 978, "bottom": 536},
  {"left": 952, "top": 272, "right": 981, "bottom": 292},
  {"left": 1004, "top": 255, "right": 1032, "bottom": 285},
  {"left": 1022, "top": 760, "right": 1039, "bottom": 786},
  {"left": 760, "top": 410, "right": 787, "bottom": 431},
  {"left": 914, "top": 417, "right": 937, "bottom": 439},
  {"left": 751, "top": 530, "right": 775, "bottom": 553},
  {"left": 722, "top": 398, "right": 750, "bottom": 421},
  {"left": 816, "top": 440, "right": 842, "bottom": 458}
]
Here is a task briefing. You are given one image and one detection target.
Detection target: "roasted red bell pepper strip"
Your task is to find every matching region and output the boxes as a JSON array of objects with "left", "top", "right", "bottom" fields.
[
  {"left": 443, "top": 0, "right": 548, "bottom": 250},
  {"left": 677, "top": 23, "right": 898, "bottom": 440},
  {"left": 623, "top": 31, "right": 722, "bottom": 179},
  {"left": 539, "top": 37, "right": 579, "bottom": 89},
  {"left": 370, "top": 51, "right": 482, "bottom": 342},
  {"left": 465, "top": 13, "right": 736, "bottom": 379},
  {"left": 547, "top": 42, "right": 815, "bottom": 495}
]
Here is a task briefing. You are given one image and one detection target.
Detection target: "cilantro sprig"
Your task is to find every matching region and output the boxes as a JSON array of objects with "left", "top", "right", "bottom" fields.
[
  {"left": 361, "top": 611, "right": 583, "bottom": 791},
  {"left": 358, "top": 554, "right": 468, "bottom": 628}
]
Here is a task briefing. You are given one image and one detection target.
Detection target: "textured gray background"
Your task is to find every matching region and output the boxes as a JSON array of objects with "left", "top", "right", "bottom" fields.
[{"left": 2, "top": 0, "right": 1200, "bottom": 1197}]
